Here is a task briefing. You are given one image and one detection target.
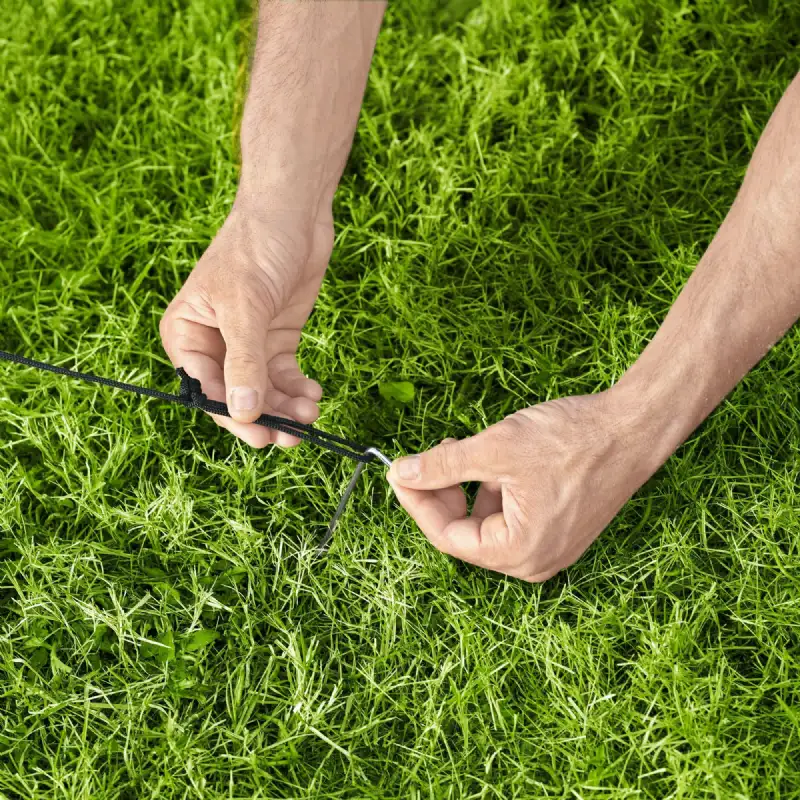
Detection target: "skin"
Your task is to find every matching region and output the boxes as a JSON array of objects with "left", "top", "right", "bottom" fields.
[
  {"left": 160, "top": 2, "right": 800, "bottom": 582},
  {"left": 160, "top": 1, "right": 386, "bottom": 447}
]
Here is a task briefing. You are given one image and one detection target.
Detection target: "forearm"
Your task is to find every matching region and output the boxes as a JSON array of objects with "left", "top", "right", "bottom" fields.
[
  {"left": 235, "top": 0, "right": 386, "bottom": 216},
  {"left": 614, "top": 73, "right": 800, "bottom": 468}
]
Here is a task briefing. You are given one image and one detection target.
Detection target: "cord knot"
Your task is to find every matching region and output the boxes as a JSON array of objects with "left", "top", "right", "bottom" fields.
[{"left": 176, "top": 367, "right": 207, "bottom": 409}]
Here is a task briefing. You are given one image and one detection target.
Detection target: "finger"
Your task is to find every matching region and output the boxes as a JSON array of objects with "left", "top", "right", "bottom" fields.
[
  {"left": 438, "top": 512, "right": 510, "bottom": 569},
  {"left": 268, "top": 352, "right": 322, "bottom": 402},
  {"left": 216, "top": 295, "right": 270, "bottom": 425},
  {"left": 438, "top": 438, "right": 503, "bottom": 519},
  {"left": 279, "top": 374, "right": 323, "bottom": 403},
  {"left": 388, "top": 427, "right": 506, "bottom": 490},
  {"left": 269, "top": 362, "right": 322, "bottom": 403},
  {"left": 266, "top": 389, "right": 321, "bottom": 448},
  {"left": 183, "top": 358, "right": 275, "bottom": 447},
  {"left": 437, "top": 485, "right": 468, "bottom": 518},
  {"left": 160, "top": 313, "right": 227, "bottom": 367},
  {"left": 394, "top": 483, "right": 468, "bottom": 520},
  {"left": 268, "top": 392, "right": 320, "bottom": 425},
  {"left": 159, "top": 316, "right": 228, "bottom": 415},
  {"left": 389, "top": 480, "right": 509, "bottom": 570},
  {"left": 388, "top": 481, "right": 467, "bottom": 544},
  {"left": 472, "top": 481, "right": 503, "bottom": 518},
  {"left": 162, "top": 342, "right": 277, "bottom": 448},
  {"left": 161, "top": 318, "right": 292, "bottom": 448}
]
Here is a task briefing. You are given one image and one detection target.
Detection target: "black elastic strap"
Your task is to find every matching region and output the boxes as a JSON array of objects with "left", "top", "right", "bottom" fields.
[{"left": 0, "top": 349, "right": 376, "bottom": 463}]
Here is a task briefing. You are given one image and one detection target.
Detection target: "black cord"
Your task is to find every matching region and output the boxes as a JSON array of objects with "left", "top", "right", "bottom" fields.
[{"left": 0, "top": 349, "right": 376, "bottom": 463}]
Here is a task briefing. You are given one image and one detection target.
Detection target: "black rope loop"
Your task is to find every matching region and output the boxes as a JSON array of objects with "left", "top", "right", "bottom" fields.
[{"left": 176, "top": 367, "right": 208, "bottom": 409}]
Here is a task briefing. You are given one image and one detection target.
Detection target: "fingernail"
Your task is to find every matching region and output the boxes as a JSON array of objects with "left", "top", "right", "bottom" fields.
[
  {"left": 230, "top": 387, "right": 258, "bottom": 412},
  {"left": 396, "top": 456, "right": 420, "bottom": 481}
]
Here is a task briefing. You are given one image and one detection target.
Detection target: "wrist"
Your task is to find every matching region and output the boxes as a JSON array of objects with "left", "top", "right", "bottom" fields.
[
  {"left": 606, "top": 309, "right": 732, "bottom": 478},
  {"left": 232, "top": 175, "right": 335, "bottom": 234},
  {"left": 215, "top": 203, "right": 326, "bottom": 285},
  {"left": 606, "top": 369, "right": 702, "bottom": 478},
  {"left": 234, "top": 171, "right": 333, "bottom": 220}
]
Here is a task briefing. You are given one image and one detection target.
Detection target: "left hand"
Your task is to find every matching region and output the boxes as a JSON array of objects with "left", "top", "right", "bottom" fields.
[
  {"left": 159, "top": 205, "right": 333, "bottom": 448},
  {"left": 387, "top": 390, "right": 665, "bottom": 582}
]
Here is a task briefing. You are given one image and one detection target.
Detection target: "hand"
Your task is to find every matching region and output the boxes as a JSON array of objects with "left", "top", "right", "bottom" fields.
[
  {"left": 387, "top": 391, "right": 664, "bottom": 582},
  {"left": 159, "top": 205, "right": 333, "bottom": 447}
]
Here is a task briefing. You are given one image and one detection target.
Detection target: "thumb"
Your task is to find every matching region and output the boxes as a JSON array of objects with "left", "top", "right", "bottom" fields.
[
  {"left": 388, "top": 429, "right": 504, "bottom": 490},
  {"left": 217, "top": 297, "right": 270, "bottom": 424}
]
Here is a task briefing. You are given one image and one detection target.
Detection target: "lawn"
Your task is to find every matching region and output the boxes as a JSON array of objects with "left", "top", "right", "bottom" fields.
[{"left": 2, "top": 0, "right": 800, "bottom": 796}]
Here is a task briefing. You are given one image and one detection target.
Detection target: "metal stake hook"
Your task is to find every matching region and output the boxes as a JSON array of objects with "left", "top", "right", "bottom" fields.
[
  {"left": 364, "top": 447, "right": 393, "bottom": 467},
  {"left": 316, "top": 448, "right": 393, "bottom": 554}
]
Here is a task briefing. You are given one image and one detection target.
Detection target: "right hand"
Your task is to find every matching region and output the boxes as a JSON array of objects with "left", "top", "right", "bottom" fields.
[
  {"left": 159, "top": 204, "right": 334, "bottom": 448},
  {"left": 387, "top": 391, "right": 661, "bottom": 582}
]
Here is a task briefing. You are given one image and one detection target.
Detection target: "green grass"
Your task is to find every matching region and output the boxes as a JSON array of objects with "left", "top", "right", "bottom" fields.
[{"left": 2, "top": 0, "right": 800, "bottom": 796}]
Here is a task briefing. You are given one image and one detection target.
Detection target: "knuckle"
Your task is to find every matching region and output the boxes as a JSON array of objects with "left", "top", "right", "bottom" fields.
[
  {"left": 501, "top": 408, "right": 530, "bottom": 434},
  {"left": 523, "top": 572, "right": 548, "bottom": 585},
  {"left": 429, "top": 532, "right": 455, "bottom": 558},
  {"left": 159, "top": 308, "right": 186, "bottom": 359},
  {"left": 158, "top": 312, "right": 171, "bottom": 341},
  {"left": 431, "top": 442, "right": 464, "bottom": 476},
  {"left": 160, "top": 304, "right": 208, "bottom": 355},
  {"left": 505, "top": 545, "right": 530, "bottom": 575},
  {"left": 226, "top": 350, "right": 262, "bottom": 371},
  {"left": 499, "top": 413, "right": 533, "bottom": 453},
  {"left": 522, "top": 566, "right": 560, "bottom": 584},
  {"left": 497, "top": 546, "right": 529, "bottom": 577}
]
